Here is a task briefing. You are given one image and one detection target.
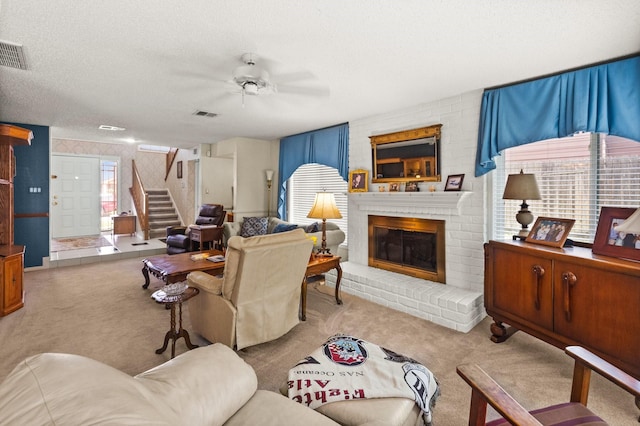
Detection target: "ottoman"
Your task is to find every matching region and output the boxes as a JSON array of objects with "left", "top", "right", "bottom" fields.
[{"left": 283, "top": 335, "right": 439, "bottom": 426}]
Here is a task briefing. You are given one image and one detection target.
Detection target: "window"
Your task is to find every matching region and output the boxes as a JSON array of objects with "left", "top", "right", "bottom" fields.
[
  {"left": 288, "top": 163, "right": 348, "bottom": 243},
  {"left": 100, "top": 160, "right": 118, "bottom": 231},
  {"left": 493, "top": 134, "right": 640, "bottom": 244}
]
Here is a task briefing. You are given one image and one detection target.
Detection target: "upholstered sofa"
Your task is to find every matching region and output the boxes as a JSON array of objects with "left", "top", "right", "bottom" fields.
[
  {"left": 223, "top": 216, "right": 345, "bottom": 255},
  {"left": 0, "top": 343, "right": 339, "bottom": 426}
]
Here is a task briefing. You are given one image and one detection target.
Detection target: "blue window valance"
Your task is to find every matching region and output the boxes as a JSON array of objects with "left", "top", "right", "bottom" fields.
[
  {"left": 277, "top": 123, "right": 349, "bottom": 219},
  {"left": 476, "top": 55, "right": 640, "bottom": 176}
]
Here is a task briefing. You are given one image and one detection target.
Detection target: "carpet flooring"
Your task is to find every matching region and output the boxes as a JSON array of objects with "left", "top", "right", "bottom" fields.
[{"left": 0, "top": 256, "right": 637, "bottom": 425}]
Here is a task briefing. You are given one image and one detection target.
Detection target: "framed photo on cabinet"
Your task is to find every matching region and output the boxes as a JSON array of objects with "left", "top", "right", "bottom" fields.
[
  {"left": 526, "top": 217, "right": 575, "bottom": 248},
  {"left": 592, "top": 206, "right": 640, "bottom": 261}
]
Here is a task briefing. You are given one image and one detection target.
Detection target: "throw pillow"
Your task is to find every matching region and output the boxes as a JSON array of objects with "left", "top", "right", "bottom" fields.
[
  {"left": 240, "top": 217, "right": 268, "bottom": 237},
  {"left": 273, "top": 223, "right": 298, "bottom": 234},
  {"left": 305, "top": 222, "right": 320, "bottom": 233}
]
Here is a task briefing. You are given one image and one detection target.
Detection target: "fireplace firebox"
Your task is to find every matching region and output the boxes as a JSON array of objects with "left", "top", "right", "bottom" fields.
[{"left": 368, "top": 215, "right": 445, "bottom": 283}]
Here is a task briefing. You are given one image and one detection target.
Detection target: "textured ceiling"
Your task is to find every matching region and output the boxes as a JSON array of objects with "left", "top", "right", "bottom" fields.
[{"left": 1, "top": 0, "right": 639, "bottom": 148}]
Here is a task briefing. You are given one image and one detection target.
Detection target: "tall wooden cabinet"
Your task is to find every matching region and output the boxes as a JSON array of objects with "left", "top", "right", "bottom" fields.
[
  {"left": 485, "top": 239, "right": 640, "bottom": 378},
  {"left": 0, "top": 124, "right": 32, "bottom": 316}
]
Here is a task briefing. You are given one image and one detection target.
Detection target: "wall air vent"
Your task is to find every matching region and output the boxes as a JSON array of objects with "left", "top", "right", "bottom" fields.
[
  {"left": 0, "top": 40, "right": 27, "bottom": 70},
  {"left": 194, "top": 110, "right": 218, "bottom": 118}
]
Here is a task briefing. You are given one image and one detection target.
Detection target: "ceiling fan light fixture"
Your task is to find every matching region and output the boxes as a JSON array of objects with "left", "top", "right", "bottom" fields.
[{"left": 243, "top": 81, "right": 260, "bottom": 95}]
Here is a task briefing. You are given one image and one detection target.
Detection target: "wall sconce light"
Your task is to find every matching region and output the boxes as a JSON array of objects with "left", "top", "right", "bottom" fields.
[
  {"left": 307, "top": 192, "right": 342, "bottom": 256},
  {"left": 265, "top": 170, "right": 274, "bottom": 217},
  {"left": 503, "top": 169, "right": 541, "bottom": 238}
]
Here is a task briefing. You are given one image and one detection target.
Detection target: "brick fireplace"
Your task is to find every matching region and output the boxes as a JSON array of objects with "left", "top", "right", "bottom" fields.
[{"left": 325, "top": 191, "right": 485, "bottom": 332}]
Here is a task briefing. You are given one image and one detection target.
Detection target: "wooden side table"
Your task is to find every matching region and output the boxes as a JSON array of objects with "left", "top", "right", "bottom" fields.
[
  {"left": 152, "top": 286, "right": 199, "bottom": 359},
  {"left": 112, "top": 215, "right": 136, "bottom": 236},
  {"left": 189, "top": 225, "right": 223, "bottom": 251},
  {"left": 300, "top": 255, "right": 342, "bottom": 321}
]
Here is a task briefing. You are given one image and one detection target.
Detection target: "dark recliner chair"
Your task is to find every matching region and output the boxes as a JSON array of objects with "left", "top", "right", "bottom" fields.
[{"left": 166, "top": 204, "right": 226, "bottom": 255}]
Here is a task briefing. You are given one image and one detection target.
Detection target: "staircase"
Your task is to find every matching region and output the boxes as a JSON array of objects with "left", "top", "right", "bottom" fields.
[{"left": 146, "top": 189, "right": 181, "bottom": 239}]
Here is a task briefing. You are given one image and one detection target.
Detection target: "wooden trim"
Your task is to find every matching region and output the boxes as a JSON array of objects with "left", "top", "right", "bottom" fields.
[
  {"left": 15, "top": 212, "right": 48, "bottom": 218},
  {"left": 369, "top": 124, "right": 441, "bottom": 145},
  {"left": 0, "top": 124, "right": 33, "bottom": 146}
]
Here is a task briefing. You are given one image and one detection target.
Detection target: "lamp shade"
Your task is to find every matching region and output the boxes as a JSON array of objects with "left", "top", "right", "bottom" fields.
[
  {"left": 265, "top": 169, "right": 274, "bottom": 181},
  {"left": 307, "top": 192, "right": 342, "bottom": 220},
  {"left": 503, "top": 170, "right": 541, "bottom": 200},
  {"left": 614, "top": 207, "right": 640, "bottom": 234}
]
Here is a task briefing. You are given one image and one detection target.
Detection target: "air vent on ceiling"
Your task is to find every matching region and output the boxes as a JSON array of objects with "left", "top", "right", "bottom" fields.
[
  {"left": 194, "top": 110, "right": 218, "bottom": 118},
  {"left": 0, "top": 40, "right": 27, "bottom": 70}
]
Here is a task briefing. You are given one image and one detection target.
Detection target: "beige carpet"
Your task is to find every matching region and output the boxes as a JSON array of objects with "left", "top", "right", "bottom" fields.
[
  {"left": 50, "top": 236, "right": 113, "bottom": 252},
  {"left": 0, "top": 257, "right": 637, "bottom": 425}
]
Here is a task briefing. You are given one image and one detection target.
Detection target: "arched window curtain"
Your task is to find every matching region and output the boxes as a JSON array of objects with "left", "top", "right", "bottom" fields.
[
  {"left": 476, "top": 55, "right": 640, "bottom": 176},
  {"left": 277, "top": 123, "right": 349, "bottom": 219}
]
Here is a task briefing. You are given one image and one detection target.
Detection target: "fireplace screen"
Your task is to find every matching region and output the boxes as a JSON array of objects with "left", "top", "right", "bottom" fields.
[{"left": 368, "top": 216, "right": 445, "bottom": 283}]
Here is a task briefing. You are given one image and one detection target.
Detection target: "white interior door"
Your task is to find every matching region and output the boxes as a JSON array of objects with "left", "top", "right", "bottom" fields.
[{"left": 51, "top": 155, "right": 101, "bottom": 238}]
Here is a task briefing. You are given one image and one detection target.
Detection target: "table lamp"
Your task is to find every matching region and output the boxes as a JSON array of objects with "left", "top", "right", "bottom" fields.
[
  {"left": 307, "top": 192, "right": 342, "bottom": 256},
  {"left": 503, "top": 169, "right": 541, "bottom": 238}
]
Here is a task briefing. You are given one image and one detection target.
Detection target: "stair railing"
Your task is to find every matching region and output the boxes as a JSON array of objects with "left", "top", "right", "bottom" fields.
[{"left": 130, "top": 160, "right": 150, "bottom": 240}]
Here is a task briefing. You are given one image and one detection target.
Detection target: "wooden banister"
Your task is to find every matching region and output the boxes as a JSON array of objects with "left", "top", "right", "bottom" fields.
[
  {"left": 130, "top": 160, "right": 150, "bottom": 240},
  {"left": 166, "top": 148, "right": 178, "bottom": 181}
]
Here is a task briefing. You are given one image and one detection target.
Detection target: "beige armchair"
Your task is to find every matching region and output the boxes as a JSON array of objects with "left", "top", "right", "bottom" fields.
[{"left": 186, "top": 228, "right": 313, "bottom": 350}]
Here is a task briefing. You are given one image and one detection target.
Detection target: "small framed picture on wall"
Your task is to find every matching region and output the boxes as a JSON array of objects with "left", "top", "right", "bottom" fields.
[{"left": 177, "top": 161, "right": 183, "bottom": 179}]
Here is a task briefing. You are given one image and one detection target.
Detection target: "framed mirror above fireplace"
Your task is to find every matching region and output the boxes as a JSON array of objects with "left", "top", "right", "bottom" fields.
[{"left": 370, "top": 124, "right": 442, "bottom": 183}]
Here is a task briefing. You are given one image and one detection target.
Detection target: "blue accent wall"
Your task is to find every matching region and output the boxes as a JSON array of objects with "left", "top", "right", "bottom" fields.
[{"left": 8, "top": 123, "right": 50, "bottom": 267}]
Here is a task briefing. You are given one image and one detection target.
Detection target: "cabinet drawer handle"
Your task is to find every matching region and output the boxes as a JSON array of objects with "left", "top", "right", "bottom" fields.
[
  {"left": 532, "top": 265, "right": 545, "bottom": 310},
  {"left": 562, "top": 272, "right": 577, "bottom": 321}
]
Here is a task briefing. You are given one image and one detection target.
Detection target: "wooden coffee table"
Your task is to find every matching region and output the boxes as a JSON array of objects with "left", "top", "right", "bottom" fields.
[
  {"left": 141, "top": 250, "right": 225, "bottom": 289},
  {"left": 300, "top": 255, "right": 342, "bottom": 321}
]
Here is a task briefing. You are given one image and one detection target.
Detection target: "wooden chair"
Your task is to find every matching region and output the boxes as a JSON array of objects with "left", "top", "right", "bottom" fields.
[{"left": 457, "top": 346, "right": 640, "bottom": 425}]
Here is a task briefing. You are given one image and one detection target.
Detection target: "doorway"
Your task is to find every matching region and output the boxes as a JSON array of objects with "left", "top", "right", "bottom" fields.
[
  {"left": 51, "top": 155, "right": 120, "bottom": 238},
  {"left": 51, "top": 155, "right": 101, "bottom": 238}
]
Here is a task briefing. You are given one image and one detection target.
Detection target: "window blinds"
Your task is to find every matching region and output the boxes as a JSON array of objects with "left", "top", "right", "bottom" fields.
[
  {"left": 288, "top": 163, "right": 348, "bottom": 243},
  {"left": 493, "top": 134, "right": 640, "bottom": 244}
]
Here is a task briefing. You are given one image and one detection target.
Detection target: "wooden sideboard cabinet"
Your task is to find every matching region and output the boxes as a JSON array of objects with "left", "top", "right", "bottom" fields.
[
  {"left": 0, "top": 124, "right": 31, "bottom": 317},
  {"left": 484, "top": 239, "right": 640, "bottom": 378},
  {"left": 0, "top": 245, "right": 25, "bottom": 316}
]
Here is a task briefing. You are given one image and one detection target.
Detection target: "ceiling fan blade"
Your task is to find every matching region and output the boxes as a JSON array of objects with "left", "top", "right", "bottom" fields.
[
  {"left": 275, "top": 84, "right": 330, "bottom": 97},
  {"left": 271, "top": 70, "right": 318, "bottom": 84}
]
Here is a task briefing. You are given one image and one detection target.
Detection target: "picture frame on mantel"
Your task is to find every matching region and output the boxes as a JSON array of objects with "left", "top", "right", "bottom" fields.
[
  {"left": 349, "top": 169, "right": 368, "bottom": 192},
  {"left": 592, "top": 206, "right": 640, "bottom": 261},
  {"left": 444, "top": 174, "right": 464, "bottom": 191}
]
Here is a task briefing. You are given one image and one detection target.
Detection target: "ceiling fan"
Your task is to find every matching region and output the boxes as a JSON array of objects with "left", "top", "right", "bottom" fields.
[
  {"left": 228, "top": 52, "right": 329, "bottom": 106},
  {"left": 232, "top": 53, "right": 273, "bottom": 97}
]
